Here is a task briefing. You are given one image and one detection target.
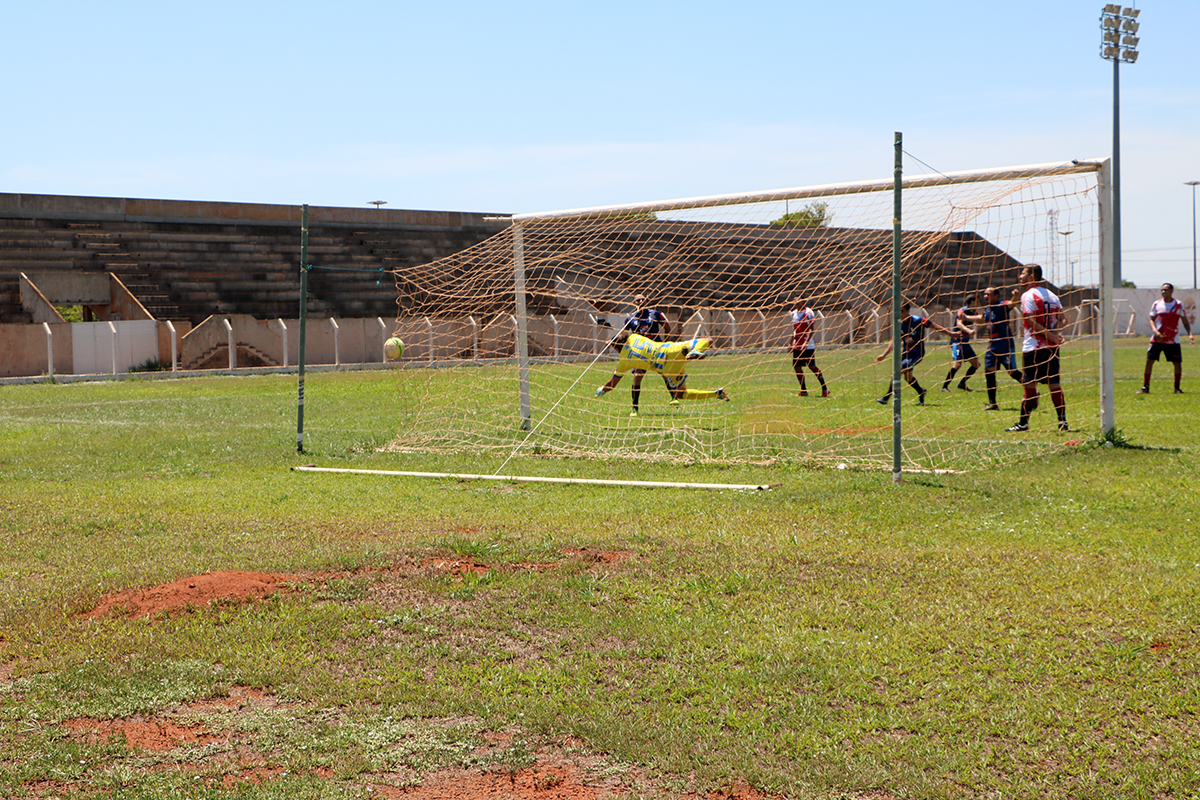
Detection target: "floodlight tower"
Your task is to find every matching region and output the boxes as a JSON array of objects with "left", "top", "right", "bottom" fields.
[
  {"left": 1187, "top": 181, "right": 1199, "bottom": 290},
  {"left": 1100, "top": 4, "right": 1140, "bottom": 288}
]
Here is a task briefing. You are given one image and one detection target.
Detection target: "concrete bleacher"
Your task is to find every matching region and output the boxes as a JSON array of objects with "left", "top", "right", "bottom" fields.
[{"left": 0, "top": 194, "right": 510, "bottom": 326}]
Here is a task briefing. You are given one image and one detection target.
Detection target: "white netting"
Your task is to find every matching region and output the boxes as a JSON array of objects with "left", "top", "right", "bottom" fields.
[{"left": 382, "top": 163, "right": 1103, "bottom": 471}]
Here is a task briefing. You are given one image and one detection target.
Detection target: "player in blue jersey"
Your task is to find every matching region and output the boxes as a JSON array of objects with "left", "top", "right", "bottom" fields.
[
  {"left": 941, "top": 296, "right": 980, "bottom": 392},
  {"left": 874, "top": 300, "right": 954, "bottom": 406},
  {"left": 595, "top": 330, "right": 730, "bottom": 403},
  {"left": 622, "top": 294, "right": 673, "bottom": 416},
  {"left": 959, "top": 286, "right": 1023, "bottom": 410}
]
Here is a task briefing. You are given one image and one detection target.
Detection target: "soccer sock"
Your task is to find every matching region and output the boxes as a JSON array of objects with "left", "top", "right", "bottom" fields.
[
  {"left": 959, "top": 365, "right": 977, "bottom": 387},
  {"left": 912, "top": 380, "right": 926, "bottom": 396},
  {"left": 1175, "top": 365, "right": 1182, "bottom": 391},
  {"left": 1050, "top": 387, "right": 1066, "bottom": 421},
  {"left": 1143, "top": 366, "right": 1152, "bottom": 389},
  {"left": 798, "top": 377, "right": 807, "bottom": 392},
  {"left": 1019, "top": 389, "right": 1038, "bottom": 424},
  {"left": 942, "top": 367, "right": 958, "bottom": 389},
  {"left": 678, "top": 389, "right": 721, "bottom": 401},
  {"left": 631, "top": 389, "right": 640, "bottom": 411},
  {"left": 816, "top": 371, "right": 827, "bottom": 390},
  {"left": 986, "top": 371, "right": 998, "bottom": 404}
]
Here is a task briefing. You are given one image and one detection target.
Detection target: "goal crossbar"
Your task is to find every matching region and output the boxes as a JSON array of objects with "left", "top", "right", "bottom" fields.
[{"left": 512, "top": 159, "right": 1107, "bottom": 222}]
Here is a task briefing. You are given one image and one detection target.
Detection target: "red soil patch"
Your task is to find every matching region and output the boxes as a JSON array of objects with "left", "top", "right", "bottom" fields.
[
  {"left": 82, "top": 570, "right": 297, "bottom": 620},
  {"left": 62, "top": 716, "right": 226, "bottom": 751},
  {"left": 79, "top": 551, "right": 637, "bottom": 621}
]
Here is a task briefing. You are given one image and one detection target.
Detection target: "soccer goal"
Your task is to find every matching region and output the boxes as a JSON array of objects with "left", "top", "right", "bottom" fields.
[{"left": 381, "top": 158, "right": 1113, "bottom": 473}]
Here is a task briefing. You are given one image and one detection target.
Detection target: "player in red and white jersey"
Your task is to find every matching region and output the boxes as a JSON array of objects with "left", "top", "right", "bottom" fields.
[
  {"left": 1138, "top": 283, "right": 1195, "bottom": 394},
  {"left": 1006, "top": 265, "right": 1069, "bottom": 432},
  {"left": 790, "top": 298, "right": 829, "bottom": 397}
]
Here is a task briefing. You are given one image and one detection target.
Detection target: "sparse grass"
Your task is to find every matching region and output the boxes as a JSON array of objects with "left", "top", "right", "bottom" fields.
[{"left": 0, "top": 339, "right": 1197, "bottom": 799}]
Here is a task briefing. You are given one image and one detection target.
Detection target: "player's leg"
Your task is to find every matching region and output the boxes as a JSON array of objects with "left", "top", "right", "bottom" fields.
[
  {"left": 902, "top": 364, "right": 927, "bottom": 404},
  {"left": 942, "top": 347, "right": 961, "bottom": 390},
  {"left": 670, "top": 375, "right": 729, "bottom": 402},
  {"left": 810, "top": 355, "right": 829, "bottom": 396},
  {"left": 1008, "top": 352, "right": 1038, "bottom": 431},
  {"left": 1139, "top": 344, "right": 1157, "bottom": 393},
  {"left": 630, "top": 370, "right": 645, "bottom": 415},
  {"left": 1168, "top": 346, "right": 1184, "bottom": 392},
  {"left": 958, "top": 353, "right": 979, "bottom": 391},
  {"left": 983, "top": 349, "right": 1000, "bottom": 409},
  {"left": 792, "top": 350, "right": 807, "bottom": 395}
]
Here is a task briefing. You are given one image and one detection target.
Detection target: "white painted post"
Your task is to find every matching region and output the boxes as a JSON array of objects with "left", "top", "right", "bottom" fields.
[
  {"left": 108, "top": 321, "right": 119, "bottom": 375},
  {"left": 377, "top": 318, "right": 387, "bottom": 362},
  {"left": 468, "top": 316, "right": 479, "bottom": 361},
  {"left": 726, "top": 311, "right": 737, "bottom": 349},
  {"left": 43, "top": 322, "right": 54, "bottom": 380},
  {"left": 757, "top": 309, "right": 767, "bottom": 349},
  {"left": 277, "top": 319, "right": 289, "bottom": 368},
  {"left": 814, "top": 311, "right": 826, "bottom": 347},
  {"left": 223, "top": 318, "right": 235, "bottom": 370},
  {"left": 550, "top": 314, "right": 560, "bottom": 357},
  {"left": 424, "top": 316, "right": 435, "bottom": 364},
  {"left": 166, "top": 320, "right": 177, "bottom": 371},
  {"left": 330, "top": 318, "right": 341, "bottom": 367},
  {"left": 589, "top": 314, "right": 600, "bottom": 354},
  {"left": 844, "top": 310, "right": 854, "bottom": 346}
]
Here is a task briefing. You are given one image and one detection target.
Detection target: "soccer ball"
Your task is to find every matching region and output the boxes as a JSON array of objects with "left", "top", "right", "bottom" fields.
[{"left": 384, "top": 337, "right": 404, "bottom": 360}]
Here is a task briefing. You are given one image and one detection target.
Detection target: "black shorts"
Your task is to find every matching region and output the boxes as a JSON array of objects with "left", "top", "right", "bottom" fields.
[
  {"left": 792, "top": 349, "right": 818, "bottom": 369},
  {"left": 1147, "top": 342, "right": 1183, "bottom": 363},
  {"left": 1021, "top": 348, "right": 1061, "bottom": 385}
]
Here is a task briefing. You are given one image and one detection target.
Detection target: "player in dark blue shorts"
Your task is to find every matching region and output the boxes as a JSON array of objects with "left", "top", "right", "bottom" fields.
[
  {"left": 623, "top": 293, "right": 673, "bottom": 416},
  {"left": 874, "top": 300, "right": 954, "bottom": 406},
  {"left": 941, "top": 297, "right": 980, "bottom": 392},
  {"left": 960, "top": 286, "right": 1024, "bottom": 410}
]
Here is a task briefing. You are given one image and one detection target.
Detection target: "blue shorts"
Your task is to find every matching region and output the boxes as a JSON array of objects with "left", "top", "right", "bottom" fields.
[
  {"left": 900, "top": 355, "right": 923, "bottom": 371},
  {"left": 985, "top": 340, "right": 1016, "bottom": 372},
  {"left": 951, "top": 342, "right": 976, "bottom": 362}
]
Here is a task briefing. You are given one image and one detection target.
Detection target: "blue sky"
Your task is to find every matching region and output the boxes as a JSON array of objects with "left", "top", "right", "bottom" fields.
[{"left": 3, "top": 1, "right": 1198, "bottom": 288}]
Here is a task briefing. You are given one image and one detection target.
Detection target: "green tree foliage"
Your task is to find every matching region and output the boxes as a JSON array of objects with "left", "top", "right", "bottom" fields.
[{"left": 770, "top": 201, "right": 831, "bottom": 229}]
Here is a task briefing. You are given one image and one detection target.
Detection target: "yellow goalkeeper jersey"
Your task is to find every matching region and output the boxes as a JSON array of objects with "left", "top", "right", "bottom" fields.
[{"left": 615, "top": 333, "right": 711, "bottom": 377}]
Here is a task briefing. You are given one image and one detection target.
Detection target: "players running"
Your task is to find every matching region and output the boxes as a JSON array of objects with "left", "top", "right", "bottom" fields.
[
  {"left": 874, "top": 300, "right": 954, "bottom": 406},
  {"left": 940, "top": 296, "right": 980, "bottom": 393},
  {"left": 959, "top": 286, "right": 1024, "bottom": 410}
]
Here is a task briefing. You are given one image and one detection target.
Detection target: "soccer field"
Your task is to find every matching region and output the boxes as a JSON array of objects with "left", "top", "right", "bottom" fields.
[{"left": 0, "top": 338, "right": 1197, "bottom": 799}]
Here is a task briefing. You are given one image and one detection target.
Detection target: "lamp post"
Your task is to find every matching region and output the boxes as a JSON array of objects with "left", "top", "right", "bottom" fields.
[
  {"left": 1100, "top": 4, "right": 1140, "bottom": 288},
  {"left": 1187, "top": 181, "right": 1199, "bottom": 290},
  {"left": 368, "top": 200, "right": 387, "bottom": 210},
  {"left": 1060, "top": 230, "right": 1074, "bottom": 288}
]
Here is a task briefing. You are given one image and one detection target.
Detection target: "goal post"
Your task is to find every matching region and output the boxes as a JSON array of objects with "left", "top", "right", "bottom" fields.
[{"left": 382, "top": 157, "right": 1112, "bottom": 472}]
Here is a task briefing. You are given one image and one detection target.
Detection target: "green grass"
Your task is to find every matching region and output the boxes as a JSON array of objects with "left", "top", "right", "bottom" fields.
[{"left": 1, "top": 339, "right": 1198, "bottom": 799}]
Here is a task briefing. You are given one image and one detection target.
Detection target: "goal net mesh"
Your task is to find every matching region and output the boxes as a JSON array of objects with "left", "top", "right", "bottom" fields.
[{"left": 382, "top": 164, "right": 1102, "bottom": 471}]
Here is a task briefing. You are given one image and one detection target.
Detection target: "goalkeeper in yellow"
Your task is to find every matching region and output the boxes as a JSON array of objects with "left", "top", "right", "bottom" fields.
[{"left": 595, "top": 329, "right": 730, "bottom": 403}]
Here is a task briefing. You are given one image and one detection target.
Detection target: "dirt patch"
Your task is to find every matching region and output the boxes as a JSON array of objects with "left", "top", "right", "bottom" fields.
[
  {"left": 82, "top": 570, "right": 297, "bottom": 620},
  {"left": 81, "top": 550, "right": 634, "bottom": 621},
  {"left": 53, "top": 697, "right": 776, "bottom": 799}
]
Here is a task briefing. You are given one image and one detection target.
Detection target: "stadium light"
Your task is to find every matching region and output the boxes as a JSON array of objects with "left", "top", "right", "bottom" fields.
[
  {"left": 1100, "top": 4, "right": 1141, "bottom": 287},
  {"left": 368, "top": 200, "right": 387, "bottom": 209},
  {"left": 1060, "top": 230, "right": 1075, "bottom": 287},
  {"left": 1187, "top": 181, "right": 1199, "bottom": 290}
]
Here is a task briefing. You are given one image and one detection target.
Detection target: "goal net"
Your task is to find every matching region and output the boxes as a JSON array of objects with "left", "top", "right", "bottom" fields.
[{"left": 382, "top": 160, "right": 1109, "bottom": 472}]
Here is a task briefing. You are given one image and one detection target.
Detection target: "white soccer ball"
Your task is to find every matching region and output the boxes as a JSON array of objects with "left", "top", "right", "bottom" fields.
[{"left": 384, "top": 337, "right": 404, "bottom": 360}]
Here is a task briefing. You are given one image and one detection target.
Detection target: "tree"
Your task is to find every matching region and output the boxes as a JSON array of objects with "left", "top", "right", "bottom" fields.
[{"left": 771, "top": 201, "right": 832, "bottom": 229}]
